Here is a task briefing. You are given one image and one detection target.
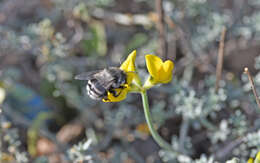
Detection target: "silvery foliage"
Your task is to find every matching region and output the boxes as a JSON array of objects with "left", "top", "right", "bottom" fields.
[
  {"left": 208, "top": 120, "right": 230, "bottom": 144},
  {"left": 160, "top": 150, "right": 215, "bottom": 163},
  {"left": 28, "top": 18, "right": 68, "bottom": 58},
  {"left": 225, "top": 158, "right": 240, "bottom": 163},
  {"left": 67, "top": 139, "right": 93, "bottom": 163},
  {"left": 194, "top": 154, "right": 215, "bottom": 163},
  {"left": 232, "top": 130, "right": 260, "bottom": 162},
  {"left": 167, "top": 0, "right": 260, "bottom": 54},
  {"left": 168, "top": 0, "right": 229, "bottom": 52},
  {"left": 160, "top": 76, "right": 229, "bottom": 162},
  {"left": 228, "top": 110, "right": 248, "bottom": 137},
  {"left": 159, "top": 136, "right": 193, "bottom": 162},
  {"left": 172, "top": 78, "right": 226, "bottom": 120},
  {"left": 161, "top": 0, "right": 260, "bottom": 157}
]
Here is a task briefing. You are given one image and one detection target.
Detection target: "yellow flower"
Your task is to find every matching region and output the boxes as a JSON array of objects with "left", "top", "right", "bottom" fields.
[
  {"left": 247, "top": 151, "right": 260, "bottom": 163},
  {"left": 103, "top": 50, "right": 138, "bottom": 102},
  {"left": 120, "top": 50, "right": 137, "bottom": 72},
  {"left": 102, "top": 51, "right": 174, "bottom": 102},
  {"left": 248, "top": 158, "right": 254, "bottom": 163},
  {"left": 256, "top": 151, "right": 260, "bottom": 163},
  {"left": 143, "top": 55, "right": 174, "bottom": 89}
]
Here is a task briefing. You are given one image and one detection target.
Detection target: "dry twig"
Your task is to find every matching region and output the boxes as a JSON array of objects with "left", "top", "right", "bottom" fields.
[
  {"left": 244, "top": 67, "right": 260, "bottom": 109},
  {"left": 215, "top": 26, "right": 227, "bottom": 92},
  {"left": 155, "top": 0, "right": 167, "bottom": 60}
]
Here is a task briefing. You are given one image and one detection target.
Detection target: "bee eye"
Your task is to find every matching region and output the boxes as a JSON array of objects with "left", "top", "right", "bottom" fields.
[{"left": 117, "top": 74, "right": 126, "bottom": 84}]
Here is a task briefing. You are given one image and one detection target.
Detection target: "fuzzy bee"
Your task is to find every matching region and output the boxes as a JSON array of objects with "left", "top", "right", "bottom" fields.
[{"left": 75, "top": 67, "right": 127, "bottom": 100}]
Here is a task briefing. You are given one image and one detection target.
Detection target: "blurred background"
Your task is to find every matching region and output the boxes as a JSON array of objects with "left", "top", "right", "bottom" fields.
[{"left": 1, "top": 0, "right": 260, "bottom": 162}]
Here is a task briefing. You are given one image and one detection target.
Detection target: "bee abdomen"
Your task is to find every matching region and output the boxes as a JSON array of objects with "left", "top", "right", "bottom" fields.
[{"left": 86, "top": 79, "right": 107, "bottom": 100}]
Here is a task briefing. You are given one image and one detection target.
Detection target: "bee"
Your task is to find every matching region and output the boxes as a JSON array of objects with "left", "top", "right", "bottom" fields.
[{"left": 75, "top": 67, "right": 127, "bottom": 100}]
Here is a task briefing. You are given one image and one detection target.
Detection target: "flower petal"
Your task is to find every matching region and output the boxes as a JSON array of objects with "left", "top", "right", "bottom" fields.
[
  {"left": 145, "top": 55, "right": 174, "bottom": 83},
  {"left": 120, "top": 50, "right": 137, "bottom": 72},
  {"left": 143, "top": 55, "right": 174, "bottom": 89},
  {"left": 160, "top": 60, "right": 174, "bottom": 83},
  {"left": 125, "top": 72, "right": 135, "bottom": 84},
  {"left": 102, "top": 85, "right": 130, "bottom": 102},
  {"left": 145, "top": 54, "right": 163, "bottom": 79},
  {"left": 247, "top": 158, "right": 253, "bottom": 163},
  {"left": 256, "top": 151, "right": 260, "bottom": 161}
]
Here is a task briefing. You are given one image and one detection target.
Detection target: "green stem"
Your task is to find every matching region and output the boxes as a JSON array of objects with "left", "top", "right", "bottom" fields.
[{"left": 141, "top": 90, "right": 173, "bottom": 151}]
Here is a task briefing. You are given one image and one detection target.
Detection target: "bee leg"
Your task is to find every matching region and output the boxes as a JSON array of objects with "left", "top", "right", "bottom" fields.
[
  {"left": 113, "top": 92, "right": 121, "bottom": 97},
  {"left": 118, "top": 85, "right": 126, "bottom": 89},
  {"left": 109, "top": 89, "right": 123, "bottom": 97},
  {"left": 113, "top": 85, "right": 128, "bottom": 97},
  {"left": 109, "top": 89, "right": 118, "bottom": 97},
  {"left": 103, "top": 97, "right": 110, "bottom": 102}
]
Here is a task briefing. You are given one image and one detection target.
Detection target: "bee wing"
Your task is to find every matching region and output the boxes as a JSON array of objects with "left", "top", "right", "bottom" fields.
[
  {"left": 101, "top": 79, "right": 116, "bottom": 90},
  {"left": 94, "top": 72, "right": 116, "bottom": 90},
  {"left": 74, "top": 71, "right": 100, "bottom": 80}
]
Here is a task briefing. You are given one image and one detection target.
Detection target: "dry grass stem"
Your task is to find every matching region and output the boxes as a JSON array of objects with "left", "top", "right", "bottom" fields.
[
  {"left": 244, "top": 67, "right": 260, "bottom": 110},
  {"left": 215, "top": 26, "right": 227, "bottom": 92},
  {"left": 155, "top": 0, "right": 167, "bottom": 60}
]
